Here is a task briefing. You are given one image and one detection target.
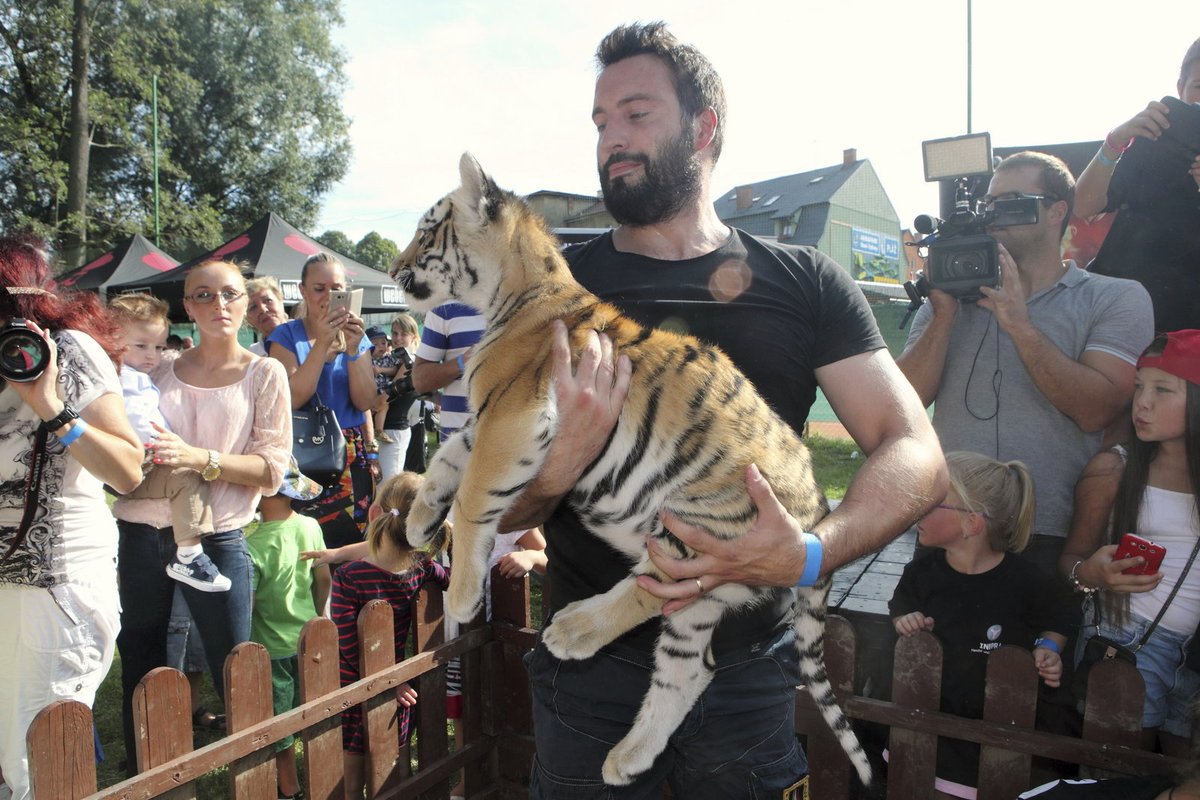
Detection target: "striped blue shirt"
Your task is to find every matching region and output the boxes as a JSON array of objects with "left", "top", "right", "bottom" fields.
[{"left": 414, "top": 303, "right": 484, "bottom": 438}]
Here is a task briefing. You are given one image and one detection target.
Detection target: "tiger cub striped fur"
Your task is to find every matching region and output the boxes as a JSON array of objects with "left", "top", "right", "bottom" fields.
[{"left": 390, "top": 153, "right": 871, "bottom": 787}]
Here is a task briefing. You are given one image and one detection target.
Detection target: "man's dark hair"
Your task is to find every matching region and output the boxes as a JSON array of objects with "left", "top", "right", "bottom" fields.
[
  {"left": 1181, "top": 37, "right": 1200, "bottom": 85},
  {"left": 995, "top": 151, "right": 1076, "bottom": 237},
  {"left": 595, "top": 21, "right": 727, "bottom": 162}
]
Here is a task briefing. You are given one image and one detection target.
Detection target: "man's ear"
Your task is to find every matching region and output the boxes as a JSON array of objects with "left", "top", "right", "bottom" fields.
[{"left": 692, "top": 107, "right": 718, "bottom": 154}]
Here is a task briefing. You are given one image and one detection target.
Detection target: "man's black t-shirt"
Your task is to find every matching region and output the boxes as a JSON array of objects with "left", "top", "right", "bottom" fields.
[{"left": 546, "top": 228, "right": 885, "bottom": 655}]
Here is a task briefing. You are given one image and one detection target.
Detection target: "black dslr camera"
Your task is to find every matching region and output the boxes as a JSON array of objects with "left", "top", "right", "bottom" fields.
[
  {"left": 900, "top": 132, "right": 1042, "bottom": 327},
  {"left": 0, "top": 319, "right": 51, "bottom": 383},
  {"left": 385, "top": 347, "right": 415, "bottom": 402}
]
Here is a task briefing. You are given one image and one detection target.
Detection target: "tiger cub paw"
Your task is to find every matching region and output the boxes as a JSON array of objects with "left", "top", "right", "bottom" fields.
[
  {"left": 404, "top": 495, "right": 445, "bottom": 548},
  {"left": 542, "top": 601, "right": 608, "bottom": 661},
  {"left": 602, "top": 737, "right": 654, "bottom": 786},
  {"left": 446, "top": 575, "right": 485, "bottom": 624}
]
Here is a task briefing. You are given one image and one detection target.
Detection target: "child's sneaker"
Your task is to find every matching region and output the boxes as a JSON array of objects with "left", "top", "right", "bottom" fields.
[{"left": 166, "top": 552, "right": 232, "bottom": 592}]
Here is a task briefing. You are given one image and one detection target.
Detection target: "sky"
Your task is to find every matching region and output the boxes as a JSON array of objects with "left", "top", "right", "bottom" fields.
[{"left": 316, "top": 0, "right": 1195, "bottom": 246}]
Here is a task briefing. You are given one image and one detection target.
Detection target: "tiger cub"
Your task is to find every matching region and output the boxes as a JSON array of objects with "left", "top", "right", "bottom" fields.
[{"left": 390, "top": 153, "right": 871, "bottom": 787}]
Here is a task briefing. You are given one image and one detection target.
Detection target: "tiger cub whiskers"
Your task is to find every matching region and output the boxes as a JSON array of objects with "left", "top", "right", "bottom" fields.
[{"left": 390, "top": 152, "right": 871, "bottom": 787}]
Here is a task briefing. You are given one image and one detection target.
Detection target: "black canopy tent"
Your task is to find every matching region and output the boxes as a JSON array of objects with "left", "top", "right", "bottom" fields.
[
  {"left": 106, "top": 212, "right": 407, "bottom": 318},
  {"left": 57, "top": 234, "right": 180, "bottom": 299}
]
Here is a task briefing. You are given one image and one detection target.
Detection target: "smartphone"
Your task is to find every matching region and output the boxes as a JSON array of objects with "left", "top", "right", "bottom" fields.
[
  {"left": 1114, "top": 533, "right": 1166, "bottom": 575},
  {"left": 328, "top": 288, "right": 363, "bottom": 317}
]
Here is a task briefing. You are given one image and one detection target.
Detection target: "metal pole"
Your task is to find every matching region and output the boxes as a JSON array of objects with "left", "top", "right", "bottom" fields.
[
  {"left": 966, "top": 0, "right": 973, "bottom": 134},
  {"left": 153, "top": 73, "right": 160, "bottom": 245}
]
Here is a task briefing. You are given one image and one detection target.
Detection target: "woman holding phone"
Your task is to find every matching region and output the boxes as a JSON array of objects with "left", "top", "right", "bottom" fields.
[
  {"left": 268, "top": 252, "right": 378, "bottom": 547},
  {"left": 1060, "top": 330, "right": 1200, "bottom": 755}
]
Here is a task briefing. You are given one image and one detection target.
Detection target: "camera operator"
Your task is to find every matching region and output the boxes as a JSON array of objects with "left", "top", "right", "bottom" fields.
[
  {"left": 0, "top": 236, "right": 143, "bottom": 800},
  {"left": 897, "top": 151, "right": 1154, "bottom": 576},
  {"left": 1077, "top": 37, "right": 1200, "bottom": 333},
  {"left": 377, "top": 313, "right": 420, "bottom": 481}
]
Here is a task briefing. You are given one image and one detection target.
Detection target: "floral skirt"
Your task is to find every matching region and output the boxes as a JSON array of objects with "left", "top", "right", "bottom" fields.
[{"left": 298, "top": 425, "right": 373, "bottom": 549}]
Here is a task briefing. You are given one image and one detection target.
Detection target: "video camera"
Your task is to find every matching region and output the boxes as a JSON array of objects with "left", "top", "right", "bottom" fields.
[{"left": 903, "top": 133, "right": 1040, "bottom": 317}]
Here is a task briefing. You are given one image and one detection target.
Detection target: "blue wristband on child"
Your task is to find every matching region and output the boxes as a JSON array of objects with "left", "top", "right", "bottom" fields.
[
  {"left": 456, "top": 354, "right": 465, "bottom": 373},
  {"left": 56, "top": 418, "right": 88, "bottom": 447},
  {"left": 366, "top": 452, "right": 379, "bottom": 461},
  {"left": 1034, "top": 637, "right": 1061, "bottom": 655},
  {"left": 796, "top": 532, "right": 823, "bottom": 588}
]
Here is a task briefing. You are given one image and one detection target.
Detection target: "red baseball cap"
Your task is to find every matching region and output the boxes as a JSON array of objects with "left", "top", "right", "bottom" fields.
[{"left": 1137, "top": 330, "right": 1200, "bottom": 386}]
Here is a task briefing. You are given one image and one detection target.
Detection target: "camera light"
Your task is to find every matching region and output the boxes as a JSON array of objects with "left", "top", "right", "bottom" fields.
[{"left": 922, "top": 133, "right": 993, "bottom": 182}]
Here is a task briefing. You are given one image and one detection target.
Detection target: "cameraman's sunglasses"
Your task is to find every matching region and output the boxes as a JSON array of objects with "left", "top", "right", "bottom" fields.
[{"left": 982, "top": 191, "right": 1061, "bottom": 209}]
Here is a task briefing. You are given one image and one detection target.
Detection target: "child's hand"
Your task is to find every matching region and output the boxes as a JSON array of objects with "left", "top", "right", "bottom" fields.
[
  {"left": 1034, "top": 647, "right": 1063, "bottom": 688},
  {"left": 301, "top": 548, "right": 342, "bottom": 567},
  {"left": 893, "top": 612, "right": 934, "bottom": 637},
  {"left": 497, "top": 550, "right": 538, "bottom": 578},
  {"left": 395, "top": 682, "right": 418, "bottom": 707}
]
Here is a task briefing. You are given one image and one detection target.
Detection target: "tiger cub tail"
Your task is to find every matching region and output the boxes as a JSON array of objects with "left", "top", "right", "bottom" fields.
[{"left": 793, "top": 586, "right": 873, "bottom": 786}]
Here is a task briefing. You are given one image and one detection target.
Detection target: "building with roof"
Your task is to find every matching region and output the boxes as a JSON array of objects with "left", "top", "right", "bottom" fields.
[{"left": 713, "top": 149, "right": 905, "bottom": 283}]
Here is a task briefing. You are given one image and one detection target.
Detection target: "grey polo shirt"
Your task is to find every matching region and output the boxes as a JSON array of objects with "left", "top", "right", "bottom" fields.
[{"left": 906, "top": 263, "right": 1154, "bottom": 539}]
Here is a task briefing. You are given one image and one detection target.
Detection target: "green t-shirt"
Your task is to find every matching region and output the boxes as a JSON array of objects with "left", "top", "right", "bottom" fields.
[{"left": 247, "top": 513, "right": 325, "bottom": 658}]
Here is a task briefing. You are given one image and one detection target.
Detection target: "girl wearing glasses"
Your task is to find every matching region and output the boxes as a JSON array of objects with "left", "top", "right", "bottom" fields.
[
  {"left": 889, "top": 451, "right": 1072, "bottom": 800},
  {"left": 112, "top": 259, "right": 292, "bottom": 773}
]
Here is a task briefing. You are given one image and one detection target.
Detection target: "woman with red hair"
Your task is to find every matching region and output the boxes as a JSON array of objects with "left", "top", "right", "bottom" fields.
[{"left": 0, "top": 236, "right": 143, "bottom": 800}]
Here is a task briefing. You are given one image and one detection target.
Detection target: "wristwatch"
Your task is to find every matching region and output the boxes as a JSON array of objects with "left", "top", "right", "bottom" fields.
[
  {"left": 201, "top": 450, "right": 222, "bottom": 481},
  {"left": 39, "top": 405, "right": 79, "bottom": 433}
]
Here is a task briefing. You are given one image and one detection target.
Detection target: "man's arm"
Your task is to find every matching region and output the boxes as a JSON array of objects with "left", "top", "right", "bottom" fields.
[
  {"left": 411, "top": 355, "right": 462, "bottom": 394},
  {"left": 895, "top": 290, "right": 958, "bottom": 407},
  {"left": 641, "top": 349, "right": 947, "bottom": 609},
  {"left": 979, "top": 248, "right": 1140, "bottom": 432},
  {"left": 498, "top": 321, "right": 631, "bottom": 532}
]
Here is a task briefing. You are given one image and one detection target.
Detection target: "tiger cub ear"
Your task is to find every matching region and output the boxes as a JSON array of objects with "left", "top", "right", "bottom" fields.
[{"left": 458, "top": 151, "right": 504, "bottom": 223}]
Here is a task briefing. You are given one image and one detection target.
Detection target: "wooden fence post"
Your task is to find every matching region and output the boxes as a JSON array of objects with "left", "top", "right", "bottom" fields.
[
  {"left": 806, "top": 614, "right": 856, "bottom": 797},
  {"left": 132, "top": 666, "right": 196, "bottom": 800},
  {"left": 413, "top": 586, "right": 449, "bottom": 799},
  {"left": 887, "top": 630, "right": 941, "bottom": 799},
  {"left": 225, "top": 641, "right": 277, "bottom": 799},
  {"left": 1082, "top": 657, "right": 1145, "bottom": 778},
  {"left": 360, "top": 599, "right": 402, "bottom": 795},
  {"left": 298, "top": 616, "right": 346, "bottom": 800},
  {"left": 978, "top": 645, "right": 1038, "bottom": 800},
  {"left": 27, "top": 699, "right": 96, "bottom": 799}
]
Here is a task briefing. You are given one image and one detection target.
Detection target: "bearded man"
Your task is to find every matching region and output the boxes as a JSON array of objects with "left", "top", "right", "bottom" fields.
[{"left": 499, "top": 21, "right": 946, "bottom": 799}]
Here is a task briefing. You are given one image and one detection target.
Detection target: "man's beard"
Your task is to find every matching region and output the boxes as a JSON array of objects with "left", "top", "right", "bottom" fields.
[{"left": 599, "top": 125, "right": 702, "bottom": 227}]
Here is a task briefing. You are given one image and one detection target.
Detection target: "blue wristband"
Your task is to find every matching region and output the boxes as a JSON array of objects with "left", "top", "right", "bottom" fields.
[
  {"left": 1095, "top": 146, "right": 1118, "bottom": 168},
  {"left": 56, "top": 418, "right": 88, "bottom": 447},
  {"left": 456, "top": 354, "right": 465, "bottom": 372},
  {"left": 796, "top": 532, "right": 823, "bottom": 587},
  {"left": 365, "top": 452, "right": 379, "bottom": 461},
  {"left": 346, "top": 351, "right": 362, "bottom": 362},
  {"left": 1034, "top": 637, "right": 1061, "bottom": 655}
]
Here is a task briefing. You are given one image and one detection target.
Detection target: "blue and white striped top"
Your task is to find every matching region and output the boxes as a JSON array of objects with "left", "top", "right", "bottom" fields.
[{"left": 414, "top": 302, "right": 484, "bottom": 439}]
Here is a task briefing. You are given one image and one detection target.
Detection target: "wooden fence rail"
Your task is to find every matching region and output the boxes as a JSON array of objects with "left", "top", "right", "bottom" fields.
[{"left": 29, "top": 584, "right": 1181, "bottom": 799}]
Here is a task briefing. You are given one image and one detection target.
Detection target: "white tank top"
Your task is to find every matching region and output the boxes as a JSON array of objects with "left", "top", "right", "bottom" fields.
[{"left": 1129, "top": 486, "right": 1200, "bottom": 635}]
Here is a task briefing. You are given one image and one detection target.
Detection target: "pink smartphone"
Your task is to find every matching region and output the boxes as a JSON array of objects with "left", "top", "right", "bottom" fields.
[{"left": 1114, "top": 533, "right": 1166, "bottom": 575}]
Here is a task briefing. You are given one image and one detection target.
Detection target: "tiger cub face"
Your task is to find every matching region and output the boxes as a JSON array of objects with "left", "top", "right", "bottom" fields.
[{"left": 391, "top": 153, "right": 511, "bottom": 315}]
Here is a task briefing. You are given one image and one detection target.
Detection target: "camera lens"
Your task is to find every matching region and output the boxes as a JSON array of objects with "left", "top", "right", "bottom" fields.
[
  {"left": 948, "top": 251, "right": 986, "bottom": 276},
  {"left": 0, "top": 321, "right": 50, "bottom": 383}
]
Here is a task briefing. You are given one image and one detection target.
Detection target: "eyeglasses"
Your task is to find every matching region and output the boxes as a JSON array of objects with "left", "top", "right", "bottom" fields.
[
  {"left": 185, "top": 289, "right": 246, "bottom": 305},
  {"left": 982, "top": 191, "right": 1060, "bottom": 210},
  {"left": 937, "top": 503, "right": 991, "bottom": 519}
]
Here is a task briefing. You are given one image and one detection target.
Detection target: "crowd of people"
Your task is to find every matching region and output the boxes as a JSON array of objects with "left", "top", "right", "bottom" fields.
[{"left": 0, "top": 19, "right": 1198, "bottom": 800}]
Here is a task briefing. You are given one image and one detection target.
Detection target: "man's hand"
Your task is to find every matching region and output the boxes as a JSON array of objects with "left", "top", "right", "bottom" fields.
[
  {"left": 1110, "top": 100, "right": 1172, "bottom": 144},
  {"left": 976, "top": 244, "right": 1030, "bottom": 333},
  {"left": 892, "top": 612, "right": 934, "bottom": 637},
  {"left": 927, "top": 287, "right": 958, "bottom": 320},
  {"left": 637, "top": 464, "right": 807, "bottom": 615}
]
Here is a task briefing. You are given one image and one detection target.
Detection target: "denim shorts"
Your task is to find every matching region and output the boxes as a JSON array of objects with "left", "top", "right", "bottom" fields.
[
  {"left": 525, "top": 625, "right": 808, "bottom": 799},
  {"left": 1077, "top": 608, "right": 1200, "bottom": 736}
]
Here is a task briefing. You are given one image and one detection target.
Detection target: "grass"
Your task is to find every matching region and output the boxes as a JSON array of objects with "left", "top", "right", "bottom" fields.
[{"left": 88, "top": 431, "right": 861, "bottom": 794}]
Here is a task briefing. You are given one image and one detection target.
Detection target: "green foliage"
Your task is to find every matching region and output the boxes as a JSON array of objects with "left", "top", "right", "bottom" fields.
[
  {"left": 0, "top": 0, "right": 351, "bottom": 262},
  {"left": 316, "top": 228, "right": 355, "bottom": 256},
  {"left": 803, "top": 432, "right": 863, "bottom": 500},
  {"left": 354, "top": 230, "right": 398, "bottom": 270}
]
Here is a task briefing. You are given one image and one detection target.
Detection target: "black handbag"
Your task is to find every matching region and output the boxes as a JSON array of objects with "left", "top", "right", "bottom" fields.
[
  {"left": 292, "top": 392, "right": 346, "bottom": 490},
  {"left": 1073, "top": 532, "right": 1200, "bottom": 700}
]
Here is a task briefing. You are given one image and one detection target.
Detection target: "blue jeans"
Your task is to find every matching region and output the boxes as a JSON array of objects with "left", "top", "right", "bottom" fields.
[
  {"left": 526, "top": 626, "right": 808, "bottom": 799},
  {"left": 115, "top": 522, "right": 252, "bottom": 772}
]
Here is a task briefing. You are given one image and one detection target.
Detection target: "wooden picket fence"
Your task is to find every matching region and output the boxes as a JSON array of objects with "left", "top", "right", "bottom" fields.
[{"left": 27, "top": 582, "right": 1183, "bottom": 800}]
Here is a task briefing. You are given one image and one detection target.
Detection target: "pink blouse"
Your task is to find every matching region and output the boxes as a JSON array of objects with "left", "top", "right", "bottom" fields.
[{"left": 114, "top": 356, "right": 292, "bottom": 532}]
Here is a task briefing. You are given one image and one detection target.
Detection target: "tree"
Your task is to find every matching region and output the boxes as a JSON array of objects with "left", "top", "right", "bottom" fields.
[
  {"left": 354, "top": 231, "right": 398, "bottom": 271},
  {"left": 317, "top": 229, "right": 355, "bottom": 257},
  {"left": 0, "top": 0, "right": 352, "bottom": 266}
]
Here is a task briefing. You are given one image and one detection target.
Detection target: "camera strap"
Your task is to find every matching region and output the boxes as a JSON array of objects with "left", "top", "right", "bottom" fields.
[{"left": 0, "top": 425, "right": 49, "bottom": 563}]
